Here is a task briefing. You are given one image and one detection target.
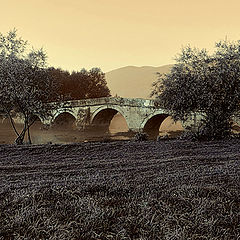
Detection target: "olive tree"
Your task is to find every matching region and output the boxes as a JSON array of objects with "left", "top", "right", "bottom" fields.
[
  {"left": 151, "top": 41, "right": 240, "bottom": 140},
  {"left": 0, "top": 29, "right": 60, "bottom": 144}
]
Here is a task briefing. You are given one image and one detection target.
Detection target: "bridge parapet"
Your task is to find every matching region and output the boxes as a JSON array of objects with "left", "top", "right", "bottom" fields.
[{"left": 60, "top": 97, "right": 157, "bottom": 108}]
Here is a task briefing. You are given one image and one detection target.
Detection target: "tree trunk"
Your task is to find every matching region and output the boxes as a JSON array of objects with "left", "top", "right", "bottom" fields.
[
  {"left": 15, "top": 122, "right": 27, "bottom": 145},
  {"left": 26, "top": 116, "right": 38, "bottom": 145},
  {"left": 7, "top": 112, "right": 20, "bottom": 137},
  {"left": 15, "top": 131, "right": 25, "bottom": 145},
  {"left": 27, "top": 125, "right": 32, "bottom": 144}
]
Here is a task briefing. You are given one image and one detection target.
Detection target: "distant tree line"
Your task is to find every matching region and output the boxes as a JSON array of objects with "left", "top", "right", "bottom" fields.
[{"left": 47, "top": 67, "right": 111, "bottom": 101}]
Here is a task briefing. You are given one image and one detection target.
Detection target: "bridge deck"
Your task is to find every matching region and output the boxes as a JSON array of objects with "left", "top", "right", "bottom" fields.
[{"left": 60, "top": 97, "right": 156, "bottom": 108}]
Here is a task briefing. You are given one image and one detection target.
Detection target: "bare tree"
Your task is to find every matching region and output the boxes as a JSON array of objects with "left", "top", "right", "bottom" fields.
[{"left": 0, "top": 29, "right": 60, "bottom": 144}]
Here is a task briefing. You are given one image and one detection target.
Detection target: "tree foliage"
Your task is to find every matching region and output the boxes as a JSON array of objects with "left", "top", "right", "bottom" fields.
[
  {"left": 0, "top": 29, "right": 60, "bottom": 144},
  {"left": 151, "top": 41, "right": 240, "bottom": 140},
  {"left": 47, "top": 67, "right": 111, "bottom": 101}
]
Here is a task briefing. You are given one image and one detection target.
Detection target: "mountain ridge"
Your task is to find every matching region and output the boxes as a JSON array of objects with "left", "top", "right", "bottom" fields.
[{"left": 105, "top": 64, "right": 173, "bottom": 98}]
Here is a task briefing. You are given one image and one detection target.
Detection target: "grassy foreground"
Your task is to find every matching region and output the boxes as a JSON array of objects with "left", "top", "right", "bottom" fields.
[{"left": 0, "top": 140, "right": 239, "bottom": 239}]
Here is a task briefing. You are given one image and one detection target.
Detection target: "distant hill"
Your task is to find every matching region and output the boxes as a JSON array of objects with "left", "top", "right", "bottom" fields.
[{"left": 105, "top": 65, "right": 173, "bottom": 99}]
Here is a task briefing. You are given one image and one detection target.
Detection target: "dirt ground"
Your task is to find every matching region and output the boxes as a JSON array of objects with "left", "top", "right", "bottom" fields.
[
  {"left": 0, "top": 139, "right": 239, "bottom": 239},
  {"left": 1, "top": 139, "right": 239, "bottom": 191},
  {"left": 0, "top": 114, "right": 183, "bottom": 144}
]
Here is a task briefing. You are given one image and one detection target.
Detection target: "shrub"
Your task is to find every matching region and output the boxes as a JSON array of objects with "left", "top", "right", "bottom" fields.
[{"left": 134, "top": 132, "right": 148, "bottom": 141}]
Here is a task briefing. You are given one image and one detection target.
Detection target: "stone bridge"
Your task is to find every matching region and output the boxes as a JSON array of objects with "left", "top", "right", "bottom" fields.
[
  {"left": 3, "top": 96, "right": 240, "bottom": 139},
  {"left": 42, "top": 97, "right": 182, "bottom": 138}
]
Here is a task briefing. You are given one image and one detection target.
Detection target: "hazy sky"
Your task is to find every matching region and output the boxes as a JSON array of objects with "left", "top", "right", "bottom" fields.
[{"left": 1, "top": 0, "right": 240, "bottom": 72}]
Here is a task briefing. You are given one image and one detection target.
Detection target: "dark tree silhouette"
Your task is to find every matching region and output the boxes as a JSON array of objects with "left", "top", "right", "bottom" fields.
[
  {"left": 0, "top": 29, "right": 61, "bottom": 144},
  {"left": 151, "top": 41, "right": 240, "bottom": 140},
  {"left": 47, "top": 67, "right": 111, "bottom": 101}
]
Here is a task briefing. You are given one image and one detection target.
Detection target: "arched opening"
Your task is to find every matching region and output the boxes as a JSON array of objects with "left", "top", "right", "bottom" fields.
[
  {"left": 52, "top": 112, "right": 76, "bottom": 129},
  {"left": 143, "top": 114, "right": 168, "bottom": 139},
  {"left": 143, "top": 114, "right": 184, "bottom": 139},
  {"left": 91, "top": 108, "right": 128, "bottom": 136},
  {"left": 109, "top": 112, "right": 129, "bottom": 139},
  {"left": 159, "top": 116, "right": 184, "bottom": 138},
  {"left": 91, "top": 108, "right": 119, "bottom": 134}
]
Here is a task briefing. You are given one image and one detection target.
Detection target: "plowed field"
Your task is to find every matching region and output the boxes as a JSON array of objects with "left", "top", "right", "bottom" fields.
[{"left": 0, "top": 140, "right": 239, "bottom": 239}]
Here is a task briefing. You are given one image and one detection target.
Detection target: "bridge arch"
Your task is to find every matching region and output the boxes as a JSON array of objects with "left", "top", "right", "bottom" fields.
[
  {"left": 52, "top": 111, "right": 77, "bottom": 129},
  {"left": 90, "top": 106, "right": 129, "bottom": 134},
  {"left": 141, "top": 112, "right": 184, "bottom": 139},
  {"left": 52, "top": 109, "right": 77, "bottom": 122},
  {"left": 141, "top": 113, "right": 169, "bottom": 139}
]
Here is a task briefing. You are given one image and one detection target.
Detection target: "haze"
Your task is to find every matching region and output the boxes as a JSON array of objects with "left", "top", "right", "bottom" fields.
[{"left": 1, "top": 0, "right": 240, "bottom": 72}]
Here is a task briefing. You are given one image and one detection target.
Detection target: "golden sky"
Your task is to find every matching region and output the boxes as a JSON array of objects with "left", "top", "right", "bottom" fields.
[{"left": 1, "top": 0, "right": 240, "bottom": 72}]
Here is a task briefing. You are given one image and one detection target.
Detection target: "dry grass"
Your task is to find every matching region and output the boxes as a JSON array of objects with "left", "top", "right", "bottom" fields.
[{"left": 0, "top": 140, "right": 239, "bottom": 239}]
